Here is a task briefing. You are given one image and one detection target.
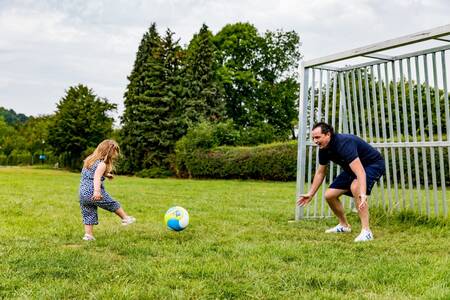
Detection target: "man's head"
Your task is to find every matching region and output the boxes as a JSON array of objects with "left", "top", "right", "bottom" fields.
[{"left": 311, "top": 122, "right": 334, "bottom": 149}]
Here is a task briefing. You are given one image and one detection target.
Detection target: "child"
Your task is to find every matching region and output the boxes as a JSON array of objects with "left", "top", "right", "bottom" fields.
[{"left": 79, "top": 139, "right": 135, "bottom": 241}]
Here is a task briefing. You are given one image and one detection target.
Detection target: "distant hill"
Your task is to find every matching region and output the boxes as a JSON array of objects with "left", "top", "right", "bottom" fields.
[{"left": 0, "top": 107, "right": 29, "bottom": 126}]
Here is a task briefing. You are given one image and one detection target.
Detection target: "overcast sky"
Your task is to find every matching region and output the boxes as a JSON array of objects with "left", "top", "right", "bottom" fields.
[{"left": 1, "top": 0, "right": 449, "bottom": 122}]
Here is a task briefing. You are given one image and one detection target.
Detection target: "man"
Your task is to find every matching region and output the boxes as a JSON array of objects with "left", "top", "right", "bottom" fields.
[{"left": 297, "top": 122, "right": 385, "bottom": 242}]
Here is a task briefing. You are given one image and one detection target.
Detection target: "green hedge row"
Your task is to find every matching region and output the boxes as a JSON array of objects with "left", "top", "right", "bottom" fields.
[
  {"left": 0, "top": 153, "right": 30, "bottom": 165},
  {"left": 174, "top": 141, "right": 298, "bottom": 181},
  {"left": 0, "top": 153, "right": 58, "bottom": 166}
]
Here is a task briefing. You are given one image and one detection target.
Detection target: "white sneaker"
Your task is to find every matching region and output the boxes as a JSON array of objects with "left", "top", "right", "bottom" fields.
[
  {"left": 354, "top": 229, "right": 374, "bottom": 242},
  {"left": 82, "top": 234, "right": 95, "bottom": 241},
  {"left": 121, "top": 216, "right": 136, "bottom": 226},
  {"left": 325, "top": 224, "right": 352, "bottom": 233}
]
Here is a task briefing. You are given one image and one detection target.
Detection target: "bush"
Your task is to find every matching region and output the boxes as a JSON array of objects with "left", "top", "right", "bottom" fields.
[
  {"left": 0, "top": 151, "right": 33, "bottom": 165},
  {"left": 238, "top": 123, "right": 278, "bottom": 146},
  {"left": 171, "top": 120, "right": 296, "bottom": 178},
  {"left": 0, "top": 154, "right": 7, "bottom": 165},
  {"left": 213, "top": 120, "right": 240, "bottom": 146},
  {"left": 136, "top": 167, "right": 173, "bottom": 178},
  {"left": 175, "top": 141, "right": 298, "bottom": 181},
  {"left": 0, "top": 150, "right": 59, "bottom": 166},
  {"left": 175, "top": 121, "right": 216, "bottom": 177}
]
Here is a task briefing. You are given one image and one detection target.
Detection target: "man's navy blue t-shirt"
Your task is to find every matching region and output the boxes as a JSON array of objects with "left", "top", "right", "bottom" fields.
[{"left": 318, "top": 134, "right": 383, "bottom": 173}]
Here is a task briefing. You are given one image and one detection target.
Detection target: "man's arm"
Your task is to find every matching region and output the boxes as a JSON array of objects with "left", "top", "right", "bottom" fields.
[
  {"left": 308, "top": 164, "right": 328, "bottom": 197},
  {"left": 349, "top": 157, "right": 367, "bottom": 209},
  {"left": 297, "top": 164, "right": 327, "bottom": 206}
]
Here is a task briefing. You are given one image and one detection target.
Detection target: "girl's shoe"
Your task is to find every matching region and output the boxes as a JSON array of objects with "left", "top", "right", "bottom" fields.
[
  {"left": 82, "top": 234, "right": 95, "bottom": 241},
  {"left": 122, "top": 216, "right": 136, "bottom": 226}
]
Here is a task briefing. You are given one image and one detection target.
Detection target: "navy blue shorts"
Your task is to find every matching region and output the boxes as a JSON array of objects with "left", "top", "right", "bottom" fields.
[{"left": 329, "top": 160, "right": 385, "bottom": 197}]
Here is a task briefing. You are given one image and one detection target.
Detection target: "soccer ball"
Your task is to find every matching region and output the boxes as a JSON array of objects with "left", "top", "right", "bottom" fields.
[{"left": 164, "top": 206, "right": 189, "bottom": 231}]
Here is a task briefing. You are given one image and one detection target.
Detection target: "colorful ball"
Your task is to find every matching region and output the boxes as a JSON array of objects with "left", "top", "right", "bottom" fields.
[{"left": 164, "top": 206, "right": 189, "bottom": 231}]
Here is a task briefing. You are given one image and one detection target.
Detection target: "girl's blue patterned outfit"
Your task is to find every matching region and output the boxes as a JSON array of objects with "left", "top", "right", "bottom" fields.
[{"left": 79, "top": 160, "right": 121, "bottom": 225}]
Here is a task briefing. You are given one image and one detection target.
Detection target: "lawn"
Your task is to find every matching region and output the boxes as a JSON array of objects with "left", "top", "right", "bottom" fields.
[{"left": 0, "top": 167, "right": 448, "bottom": 299}]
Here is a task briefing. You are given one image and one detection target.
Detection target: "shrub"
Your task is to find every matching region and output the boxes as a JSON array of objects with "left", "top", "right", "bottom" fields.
[
  {"left": 213, "top": 120, "right": 240, "bottom": 146},
  {"left": 238, "top": 123, "right": 278, "bottom": 146},
  {"left": 136, "top": 167, "right": 173, "bottom": 178},
  {"left": 176, "top": 141, "right": 298, "bottom": 181}
]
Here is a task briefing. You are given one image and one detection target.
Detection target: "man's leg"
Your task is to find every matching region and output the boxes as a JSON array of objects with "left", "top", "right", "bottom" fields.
[
  {"left": 350, "top": 179, "right": 370, "bottom": 231},
  {"left": 324, "top": 188, "right": 351, "bottom": 227}
]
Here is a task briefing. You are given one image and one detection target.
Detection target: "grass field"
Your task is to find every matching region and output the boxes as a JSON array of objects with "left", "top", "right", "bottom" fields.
[{"left": 0, "top": 167, "right": 449, "bottom": 299}]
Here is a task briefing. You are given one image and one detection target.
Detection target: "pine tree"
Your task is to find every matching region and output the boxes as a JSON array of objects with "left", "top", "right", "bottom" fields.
[
  {"left": 140, "top": 29, "right": 186, "bottom": 170},
  {"left": 120, "top": 23, "right": 162, "bottom": 172},
  {"left": 184, "top": 24, "right": 224, "bottom": 124},
  {"left": 121, "top": 25, "right": 186, "bottom": 173}
]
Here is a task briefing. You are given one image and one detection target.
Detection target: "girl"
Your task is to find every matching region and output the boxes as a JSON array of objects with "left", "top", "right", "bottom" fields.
[{"left": 79, "top": 139, "right": 135, "bottom": 241}]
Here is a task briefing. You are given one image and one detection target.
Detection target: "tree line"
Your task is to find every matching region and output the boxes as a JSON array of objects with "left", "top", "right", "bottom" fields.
[
  {"left": 2, "top": 23, "right": 447, "bottom": 175},
  {"left": 0, "top": 22, "right": 301, "bottom": 172}
]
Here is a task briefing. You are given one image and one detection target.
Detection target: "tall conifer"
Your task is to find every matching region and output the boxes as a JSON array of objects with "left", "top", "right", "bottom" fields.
[
  {"left": 121, "top": 23, "right": 162, "bottom": 172},
  {"left": 184, "top": 24, "right": 224, "bottom": 124}
]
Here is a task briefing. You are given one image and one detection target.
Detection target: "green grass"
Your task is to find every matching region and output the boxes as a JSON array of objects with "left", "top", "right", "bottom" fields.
[{"left": 0, "top": 167, "right": 449, "bottom": 299}]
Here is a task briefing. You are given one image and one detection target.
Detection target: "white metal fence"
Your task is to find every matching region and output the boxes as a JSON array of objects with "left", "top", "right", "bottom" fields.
[{"left": 296, "top": 25, "right": 450, "bottom": 220}]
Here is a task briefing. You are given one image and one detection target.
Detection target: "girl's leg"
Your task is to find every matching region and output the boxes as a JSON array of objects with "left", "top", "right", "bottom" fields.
[
  {"left": 84, "top": 224, "right": 94, "bottom": 236},
  {"left": 114, "top": 207, "right": 128, "bottom": 219},
  {"left": 97, "top": 192, "right": 135, "bottom": 225},
  {"left": 115, "top": 208, "right": 136, "bottom": 225},
  {"left": 80, "top": 201, "right": 97, "bottom": 238},
  {"left": 99, "top": 191, "right": 128, "bottom": 220}
]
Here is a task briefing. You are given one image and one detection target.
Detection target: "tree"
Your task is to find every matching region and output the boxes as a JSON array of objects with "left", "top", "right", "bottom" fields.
[
  {"left": 214, "top": 23, "right": 261, "bottom": 128},
  {"left": 121, "top": 23, "right": 163, "bottom": 173},
  {"left": 184, "top": 24, "right": 225, "bottom": 124},
  {"left": 213, "top": 23, "right": 301, "bottom": 140},
  {"left": 0, "top": 117, "right": 18, "bottom": 156},
  {"left": 0, "top": 107, "right": 28, "bottom": 126},
  {"left": 121, "top": 25, "right": 187, "bottom": 173},
  {"left": 140, "top": 28, "right": 186, "bottom": 170},
  {"left": 256, "top": 30, "right": 300, "bottom": 138},
  {"left": 18, "top": 115, "right": 53, "bottom": 163},
  {"left": 48, "top": 84, "right": 116, "bottom": 169}
]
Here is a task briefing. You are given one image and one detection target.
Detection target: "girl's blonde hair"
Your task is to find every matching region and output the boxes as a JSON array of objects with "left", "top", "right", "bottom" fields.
[{"left": 83, "top": 139, "right": 120, "bottom": 174}]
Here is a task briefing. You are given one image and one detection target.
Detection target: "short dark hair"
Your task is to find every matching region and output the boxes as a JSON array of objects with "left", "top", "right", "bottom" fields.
[{"left": 312, "top": 122, "right": 334, "bottom": 136}]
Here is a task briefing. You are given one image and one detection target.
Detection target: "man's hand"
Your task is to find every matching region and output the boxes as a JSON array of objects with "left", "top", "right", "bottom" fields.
[
  {"left": 358, "top": 194, "right": 368, "bottom": 209},
  {"left": 297, "top": 193, "right": 313, "bottom": 207},
  {"left": 92, "top": 190, "right": 102, "bottom": 201}
]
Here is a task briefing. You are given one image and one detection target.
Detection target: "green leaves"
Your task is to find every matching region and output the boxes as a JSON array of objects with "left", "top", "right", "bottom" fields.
[
  {"left": 214, "top": 23, "right": 300, "bottom": 136},
  {"left": 0, "top": 107, "right": 28, "bottom": 126},
  {"left": 47, "top": 84, "right": 116, "bottom": 169},
  {"left": 184, "top": 24, "right": 225, "bottom": 123},
  {"left": 121, "top": 25, "right": 186, "bottom": 173},
  {"left": 121, "top": 22, "right": 301, "bottom": 174}
]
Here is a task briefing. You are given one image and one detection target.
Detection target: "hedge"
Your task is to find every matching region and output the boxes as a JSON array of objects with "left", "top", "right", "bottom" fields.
[
  {"left": 174, "top": 141, "right": 298, "bottom": 181},
  {"left": 0, "top": 152, "right": 58, "bottom": 166}
]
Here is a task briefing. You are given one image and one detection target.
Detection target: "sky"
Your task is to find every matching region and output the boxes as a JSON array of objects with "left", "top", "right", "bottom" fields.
[{"left": 0, "top": 0, "right": 449, "bottom": 122}]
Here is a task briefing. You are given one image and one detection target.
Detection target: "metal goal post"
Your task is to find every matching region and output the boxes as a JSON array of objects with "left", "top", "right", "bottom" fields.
[{"left": 296, "top": 24, "right": 450, "bottom": 220}]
